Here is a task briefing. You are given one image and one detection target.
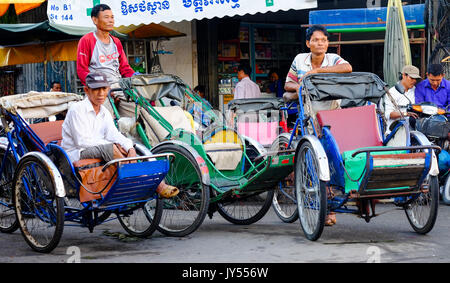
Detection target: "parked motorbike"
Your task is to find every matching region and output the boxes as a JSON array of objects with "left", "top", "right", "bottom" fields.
[{"left": 407, "top": 101, "right": 450, "bottom": 205}]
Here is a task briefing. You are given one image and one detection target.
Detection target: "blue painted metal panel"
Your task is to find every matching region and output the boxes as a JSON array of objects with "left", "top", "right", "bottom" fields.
[{"left": 309, "top": 4, "right": 425, "bottom": 29}]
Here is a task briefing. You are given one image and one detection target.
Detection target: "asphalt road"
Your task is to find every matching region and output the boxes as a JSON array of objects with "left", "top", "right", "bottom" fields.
[{"left": 1, "top": 201, "right": 450, "bottom": 263}]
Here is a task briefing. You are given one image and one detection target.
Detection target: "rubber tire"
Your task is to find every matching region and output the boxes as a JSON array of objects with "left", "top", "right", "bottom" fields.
[
  {"left": 405, "top": 175, "right": 439, "bottom": 234},
  {"left": 295, "top": 141, "right": 327, "bottom": 241},
  {"left": 217, "top": 190, "right": 274, "bottom": 225},
  {"left": 0, "top": 148, "right": 19, "bottom": 233},
  {"left": 117, "top": 198, "right": 163, "bottom": 237},
  {"left": 442, "top": 174, "right": 450, "bottom": 205},
  {"left": 270, "top": 135, "right": 298, "bottom": 223},
  {"left": 14, "top": 155, "right": 65, "bottom": 253},
  {"left": 151, "top": 144, "right": 210, "bottom": 237}
]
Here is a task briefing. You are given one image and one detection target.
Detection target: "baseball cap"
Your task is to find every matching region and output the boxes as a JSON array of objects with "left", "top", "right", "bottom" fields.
[
  {"left": 401, "top": 65, "right": 421, "bottom": 79},
  {"left": 85, "top": 72, "right": 110, "bottom": 89}
]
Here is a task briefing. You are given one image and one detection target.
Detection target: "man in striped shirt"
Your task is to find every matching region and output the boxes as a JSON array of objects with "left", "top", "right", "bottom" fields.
[
  {"left": 284, "top": 25, "right": 352, "bottom": 227},
  {"left": 284, "top": 25, "right": 352, "bottom": 112}
]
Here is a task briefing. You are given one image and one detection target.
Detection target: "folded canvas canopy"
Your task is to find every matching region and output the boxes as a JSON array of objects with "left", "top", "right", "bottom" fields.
[
  {"left": 119, "top": 74, "right": 188, "bottom": 104},
  {"left": 227, "top": 98, "right": 284, "bottom": 112},
  {"left": 302, "top": 72, "right": 387, "bottom": 107},
  {"left": 0, "top": 91, "right": 82, "bottom": 118}
]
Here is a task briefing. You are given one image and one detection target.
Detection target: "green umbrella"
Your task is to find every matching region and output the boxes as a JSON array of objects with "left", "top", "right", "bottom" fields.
[{"left": 383, "top": 1, "right": 412, "bottom": 87}]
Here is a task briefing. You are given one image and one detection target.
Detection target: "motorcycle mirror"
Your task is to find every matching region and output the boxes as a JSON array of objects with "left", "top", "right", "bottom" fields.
[{"left": 394, "top": 82, "right": 405, "bottom": 94}]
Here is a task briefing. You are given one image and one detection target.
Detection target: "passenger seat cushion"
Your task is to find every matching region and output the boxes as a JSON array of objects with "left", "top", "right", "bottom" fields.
[
  {"left": 139, "top": 106, "right": 194, "bottom": 146},
  {"left": 342, "top": 148, "right": 408, "bottom": 193},
  {"left": 28, "top": 120, "right": 64, "bottom": 145},
  {"left": 316, "top": 104, "right": 383, "bottom": 153},
  {"left": 203, "top": 142, "right": 243, "bottom": 171}
]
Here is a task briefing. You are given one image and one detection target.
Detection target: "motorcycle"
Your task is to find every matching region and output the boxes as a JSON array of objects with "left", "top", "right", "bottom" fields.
[{"left": 407, "top": 101, "right": 450, "bottom": 205}]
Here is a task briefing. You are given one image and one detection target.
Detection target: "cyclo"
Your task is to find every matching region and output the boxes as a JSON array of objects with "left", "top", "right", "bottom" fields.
[
  {"left": 107, "top": 74, "right": 295, "bottom": 237},
  {"left": 0, "top": 91, "right": 172, "bottom": 253},
  {"left": 275, "top": 72, "right": 440, "bottom": 240}
]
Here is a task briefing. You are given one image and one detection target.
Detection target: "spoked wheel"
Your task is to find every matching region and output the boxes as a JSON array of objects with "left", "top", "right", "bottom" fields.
[
  {"left": 0, "top": 148, "right": 19, "bottom": 233},
  {"left": 150, "top": 145, "right": 210, "bottom": 237},
  {"left": 270, "top": 136, "right": 298, "bottom": 223},
  {"left": 295, "top": 141, "right": 327, "bottom": 241},
  {"left": 117, "top": 198, "right": 163, "bottom": 237},
  {"left": 217, "top": 190, "right": 274, "bottom": 225},
  {"left": 13, "top": 155, "right": 65, "bottom": 253},
  {"left": 404, "top": 175, "right": 439, "bottom": 234}
]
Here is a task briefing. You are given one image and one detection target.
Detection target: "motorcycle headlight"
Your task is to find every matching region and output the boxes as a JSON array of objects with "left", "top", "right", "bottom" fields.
[{"left": 421, "top": 105, "right": 438, "bottom": 115}]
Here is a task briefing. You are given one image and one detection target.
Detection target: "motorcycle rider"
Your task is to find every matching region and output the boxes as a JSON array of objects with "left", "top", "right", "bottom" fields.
[{"left": 415, "top": 63, "right": 450, "bottom": 109}]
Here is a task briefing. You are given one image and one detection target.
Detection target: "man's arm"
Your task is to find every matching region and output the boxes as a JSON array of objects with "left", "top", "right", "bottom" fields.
[
  {"left": 76, "top": 35, "right": 92, "bottom": 86},
  {"left": 307, "top": 63, "right": 353, "bottom": 75},
  {"left": 104, "top": 112, "right": 134, "bottom": 152},
  {"left": 284, "top": 81, "right": 301, "bottom": 93}
]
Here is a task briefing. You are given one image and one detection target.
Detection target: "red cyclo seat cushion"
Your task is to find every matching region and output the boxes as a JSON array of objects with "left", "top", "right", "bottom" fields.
[
  {"left": 316, "top": 104, "right": 383, "bottom": 153},
  {"left": 28, "top": 120, "right": 64, "bottom": 146}
]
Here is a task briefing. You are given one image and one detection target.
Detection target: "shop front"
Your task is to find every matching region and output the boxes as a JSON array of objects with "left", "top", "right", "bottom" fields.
[{"left": 195, "top": 0, "right": 428, "bottom": 109}]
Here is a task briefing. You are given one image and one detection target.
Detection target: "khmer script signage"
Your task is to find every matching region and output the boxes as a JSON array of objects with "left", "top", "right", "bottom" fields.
[{"left": 47, "top": 0, "right": 317, "bottom": 28}]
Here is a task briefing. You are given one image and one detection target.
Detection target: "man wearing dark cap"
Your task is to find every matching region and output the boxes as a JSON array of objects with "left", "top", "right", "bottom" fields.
[
  {"left": 62, "top": 72, "right": 135, "bottom": 162},
  {"left": 62, "top": 72, "right": 178, "bottom": 198}
]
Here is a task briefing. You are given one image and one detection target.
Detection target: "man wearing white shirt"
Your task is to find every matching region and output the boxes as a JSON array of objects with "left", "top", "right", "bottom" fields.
[
  {"left": 384, "top": 65, "right": 421, "bottom": 133},
  {"left": 62, "top": 71, "right": 178, "bottom": 198},
  {"left": 234, "top": 64, "right": 261, "bottom": 99},
  {"left": 62, "top": 72, "right": 135, "bottom": 162},
  {"left": 284, "top": 25, "right": 352, "bottom": 111}
]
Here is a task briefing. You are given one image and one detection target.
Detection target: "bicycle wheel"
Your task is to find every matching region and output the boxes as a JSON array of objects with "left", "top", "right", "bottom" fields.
[
  {"left": 217, "top": 190, "right": 274, "bottom": 225},
  {"left": 295, "top": 141, "right": 327, "bottom": 241},
  {"left": 405, "top": 175, "right": 439, "bottom": 234},
  {"left": 270, "top": 135, "right": 298, "bottom": 223},
  {"left": 118, "top": 198, "right": 163, "bottom": 237},
  {"left": 150, "top": 144, "right": 210, "bottom": 237},
  {"left": 0, "top": 148, "right": 19, "bottom": 233},
  {"left": 13, "top": 155, "right": 65, "bottom": 253}
]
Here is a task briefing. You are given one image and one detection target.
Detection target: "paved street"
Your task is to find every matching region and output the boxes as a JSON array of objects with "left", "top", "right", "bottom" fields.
[{"left": 1, "top": 201, "right": 450, "bottom": 263}]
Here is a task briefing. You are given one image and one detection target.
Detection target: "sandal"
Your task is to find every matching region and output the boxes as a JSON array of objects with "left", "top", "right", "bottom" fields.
[{"left": 157, "top": 184, "right": 179, "bottom": 198}]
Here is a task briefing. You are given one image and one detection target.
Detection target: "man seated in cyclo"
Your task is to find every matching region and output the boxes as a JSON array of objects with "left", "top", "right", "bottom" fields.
[
  {"left": 383, "top": 65, "right": 421, "bottom": 134},
  {"left": 284, "top": 25, "right": 352, "bottom": 111},
  {"left": 284, "top": 24, "right": 352, "bottom": 227},
  {"left": 61, "top": 72, "right": 178, "bottom": 198}
]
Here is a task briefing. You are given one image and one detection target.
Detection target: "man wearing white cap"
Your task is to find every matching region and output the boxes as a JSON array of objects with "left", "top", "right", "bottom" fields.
[{"left": 384, "top": 65, "right": 422, "bottom": 133}]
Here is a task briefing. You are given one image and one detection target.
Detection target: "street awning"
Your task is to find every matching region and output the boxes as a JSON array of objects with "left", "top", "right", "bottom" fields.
[
  {"left": 0, "top": 21, "right": 79, "bottom": 46},
  {"left": 0, "top": 0, "right": 45, "bottom": 16},
  {"left": 0, "top": 20, "right": 186, "bottom": 66},
  {"left": 0, "top": 40, "right": 77, "bottom": 66},
  {"left": 47, "top": 0, "right": 317, "bottom": 29}
]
